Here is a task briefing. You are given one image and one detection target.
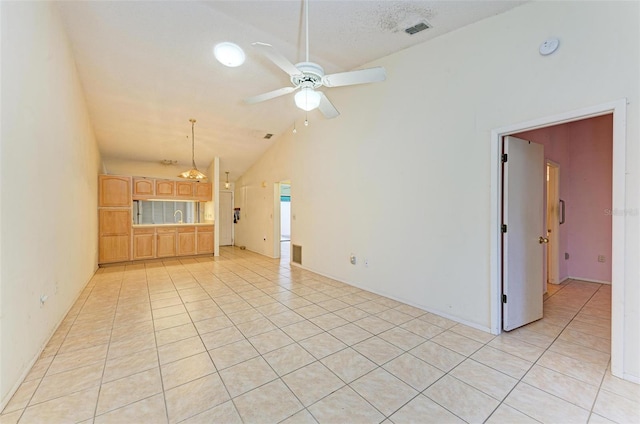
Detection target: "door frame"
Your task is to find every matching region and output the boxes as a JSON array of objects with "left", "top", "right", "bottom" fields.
[
  {"left": 490, "top": 99, "right": 626, "bottom": 378},
  {"left": 273, "top": 183, "right": 281, "bottom": 258},
  {"left": 546, "top": 160, "right": 561, "bottom": 288}
]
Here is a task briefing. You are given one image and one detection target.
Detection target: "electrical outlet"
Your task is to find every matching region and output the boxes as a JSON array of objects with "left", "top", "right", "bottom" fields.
[
  {"left": 598, "top": 255, "right": 606, "bottom": 263},
  {"left": 350, "top": 254, "right": 357, "bottom": 265}
]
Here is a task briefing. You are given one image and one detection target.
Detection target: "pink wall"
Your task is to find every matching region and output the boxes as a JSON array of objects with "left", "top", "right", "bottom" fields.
[{"left": 514, "top": 114, "right": 612, "bottom": 283}]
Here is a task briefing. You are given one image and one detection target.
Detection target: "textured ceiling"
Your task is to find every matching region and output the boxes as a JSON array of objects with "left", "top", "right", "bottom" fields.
[{"left": 57, "top": 1, "right": 525, "bottom": 181}]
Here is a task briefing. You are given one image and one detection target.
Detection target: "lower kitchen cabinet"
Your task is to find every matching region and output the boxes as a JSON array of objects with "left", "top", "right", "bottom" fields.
[
  {"left": 99, "top": 235, "right": 130, "bottom": 263},
  {"left": 178, "top": 227, "right": 196, "bottom": 256},
  {"left": 197, "top": 226, "right": 214, "bottom": 254},
  {"left": 99, "top": 209, "right": 131, "bottom": 264},
  {"left": 133, "top": 228, "right": 155, "bottom": 259},
  {"left": 105, "top": 225, "right": 215, "bottom": 264},
  {"left": 156, "top": 228, "right": 177, "bottom": 257}
]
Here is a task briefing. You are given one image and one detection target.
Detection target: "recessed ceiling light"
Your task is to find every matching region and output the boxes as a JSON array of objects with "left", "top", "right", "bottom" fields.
[{"left": 214, "top": 42, "right": 245, "bottom": 67}]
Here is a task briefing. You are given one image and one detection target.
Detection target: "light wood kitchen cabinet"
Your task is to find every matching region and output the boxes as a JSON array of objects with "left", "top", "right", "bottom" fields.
[
  {"left": 194, "top": 183, "right": 212, "bottom": 201},
  {"left": 99, "top": 175, "right": 131, "bottom": 207},
  {"left": 99, "top": 209, "right": 131, "bottom": 263},
  {"left": 99, "top": 236, "right": 131, "bottom": 263},
  {"left": 156, "top": 180, "right": 175, "bottom": 197},
  {"left": 177, "top": 226, "right": 196, "bottom": 256},
  {"left": 99, "top": 210, "right": 131, "bottom": 235},
  {"left": 156, "top": 228, "right": 177, "bottom": 257},
  {"left": 133, "top": 228, "right": 155, "bottom": 259},
  {"left": 197, "top": 226, "right": 214, "bottom": 254},
  {"left": 133, "top": 178, "right": 155, "bottom": 198},
  {"left": 175, "top": 181, "right": 194, "bottom": 198}
]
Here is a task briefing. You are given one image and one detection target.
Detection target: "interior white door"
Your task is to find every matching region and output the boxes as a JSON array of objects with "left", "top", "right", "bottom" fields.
[
  {"left": 503, "top": 136, "right": 545, "bottom": 331},
  {"left": 219, "top": 191, "right": 233, "bottom": 246}
]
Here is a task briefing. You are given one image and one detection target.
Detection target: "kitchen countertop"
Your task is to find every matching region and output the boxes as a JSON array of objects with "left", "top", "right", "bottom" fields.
[{"left": 132, "top": 223, "right": 214, "bottom": 228}]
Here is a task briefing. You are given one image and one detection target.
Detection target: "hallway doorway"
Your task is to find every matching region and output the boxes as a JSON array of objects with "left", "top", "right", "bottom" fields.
[
  {"left": 490, "top": 99, "right": 626, "bottom": 378},
  {"left": 502, "top": 116, "right": 613, "bottom": 332},
  {"left": 273, "top": 180, "right": 291, "bottom": 260},
  {"left": 280, "top": 183, "right": 291, "bottom": 242}
]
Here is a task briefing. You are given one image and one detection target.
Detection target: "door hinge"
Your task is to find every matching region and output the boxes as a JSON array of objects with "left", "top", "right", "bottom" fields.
[
  {"left": 501, "top": 224, "right": 507, "bottom": 233},
  {"left": 502, "top": 294, "right": 507, "bottom": 303},
  {"left": 502, "top": 153, "right": 508, "bottom": 163}
]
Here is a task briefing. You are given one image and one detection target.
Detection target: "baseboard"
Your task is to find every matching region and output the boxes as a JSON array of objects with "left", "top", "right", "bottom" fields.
[
  {"left": 566, "top": 276, "right": 612, "bottom": 285},
  {"left": 294, "top": 263, "right": 493, "bottom": 334},
  {"left": 622, "top": 372, "right": 640, "bottom": 384}
]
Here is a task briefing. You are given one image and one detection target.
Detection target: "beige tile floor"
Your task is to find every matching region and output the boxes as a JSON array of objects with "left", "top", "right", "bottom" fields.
[{"left": 1, "top": 244, "right": 638, "bottom": 423}]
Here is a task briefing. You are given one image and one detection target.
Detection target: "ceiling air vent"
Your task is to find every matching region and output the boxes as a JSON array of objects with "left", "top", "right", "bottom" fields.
[
  {"left": 264, "top": 133, "right": 273, "bottom": 139},
  {"left": 405, "top": 21, "right": 430, "bottom": 35}
]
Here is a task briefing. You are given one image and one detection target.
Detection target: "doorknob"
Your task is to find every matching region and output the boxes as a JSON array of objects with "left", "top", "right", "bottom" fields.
[{"left": 539, "top": 236, "right": 549, "bottom": 244}]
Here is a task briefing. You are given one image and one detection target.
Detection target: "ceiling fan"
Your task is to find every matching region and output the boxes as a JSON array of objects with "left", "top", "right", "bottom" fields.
[{"left": 244, "top": 0, "right": 387, "bottom": 119}]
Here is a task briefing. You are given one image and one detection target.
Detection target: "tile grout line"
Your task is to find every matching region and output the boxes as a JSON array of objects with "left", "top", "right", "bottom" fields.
[
  {"left": 481, "top": 280, "right": 610, "bottom": 423},
  {"left": 164, "top": 254, "right": 487, "bottom": 423},
  {"left": 143, "top": 262, "right": 172, "bottom": 424},
  {"left": 91, "top": 266, "right": 125, "bottom": 421}
]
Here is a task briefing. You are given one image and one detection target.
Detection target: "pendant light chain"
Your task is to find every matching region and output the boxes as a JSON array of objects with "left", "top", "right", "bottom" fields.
[
  {"left": 191, "top": 119, "right": 197, "bottom": 169},
  {"left": 178, "top": 118, "right": 207, "bottom": 180}
]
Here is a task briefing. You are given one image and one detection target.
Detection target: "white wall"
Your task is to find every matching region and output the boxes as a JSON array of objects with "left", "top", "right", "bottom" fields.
[
  {"left": 235, "top": 1, "right": 639, "bottom": 380},
  {"left": 234, "top": 132, "right": 293, "bottom": 256},
  {"left": 0, "top": 2, "right": 102, "bottom": 407}
]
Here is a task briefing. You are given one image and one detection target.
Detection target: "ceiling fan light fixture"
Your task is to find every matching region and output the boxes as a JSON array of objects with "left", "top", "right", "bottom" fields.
[
  {"left": 294, "top": 87, "right": 321, "bottom": 111},
  {"left": 214, "top": 42, "right": 245, "bottom": 67},
  {"left": 178, "top": 119, "right": 207, "bottom": 180}
]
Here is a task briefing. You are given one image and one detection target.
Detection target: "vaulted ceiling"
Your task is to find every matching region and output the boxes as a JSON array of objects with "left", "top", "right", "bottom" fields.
[{"left": 57, "top": 1, "right": 525, "bottom": 181}]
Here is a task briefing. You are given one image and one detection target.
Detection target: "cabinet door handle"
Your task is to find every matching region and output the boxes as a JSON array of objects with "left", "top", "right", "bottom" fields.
[{"left": 559, "top": 199, "right": 565, "bottom": 225}]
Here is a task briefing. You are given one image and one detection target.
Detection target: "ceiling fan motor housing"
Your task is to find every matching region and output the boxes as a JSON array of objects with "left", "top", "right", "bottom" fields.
[{"left": 292, "top": 62, "right": 325, "bottom": 88}]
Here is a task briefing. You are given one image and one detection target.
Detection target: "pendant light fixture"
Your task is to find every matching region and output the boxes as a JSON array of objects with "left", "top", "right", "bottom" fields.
[
  {"left": 224, "top": 171, "right": 230, "bottom": 189},
  {"left": 178, "top": 118, "right": 207, "bottom": 180}
]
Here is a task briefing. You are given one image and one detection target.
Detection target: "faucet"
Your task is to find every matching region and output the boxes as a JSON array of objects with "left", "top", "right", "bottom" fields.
[{"left": 174, "top": 210, "right": 183, "bottom": 224}]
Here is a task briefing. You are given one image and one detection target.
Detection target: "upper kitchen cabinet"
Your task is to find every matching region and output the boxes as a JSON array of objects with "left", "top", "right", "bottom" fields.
[
  {"left": 195, "top": 183, "right": 212, "bottom": 201},
  {"left": 175, "top": 181, "right": 195, "bottom": 198},
  {"left": 132, "top": 177, "right": 155, "bottom": 199},
  {"left": 99, "top": 175, "right": 131, "bottom": 207},
  {"left": 156, "top": 180, "right": 175, "bottom": 197}
]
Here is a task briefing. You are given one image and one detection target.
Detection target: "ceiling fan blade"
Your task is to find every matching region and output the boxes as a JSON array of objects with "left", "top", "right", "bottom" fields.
[
  {"left": 244, "top": 86, "right": 297, "bottom": 104},
  {"left": 322, "top": 67, "right": 387, "bottom": 88},
  {"left": 252, "top": 42, "right": 302, "bottom": 77},
  {"left": 319, "top": 93, "right": 340, "bottom": 119}
]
